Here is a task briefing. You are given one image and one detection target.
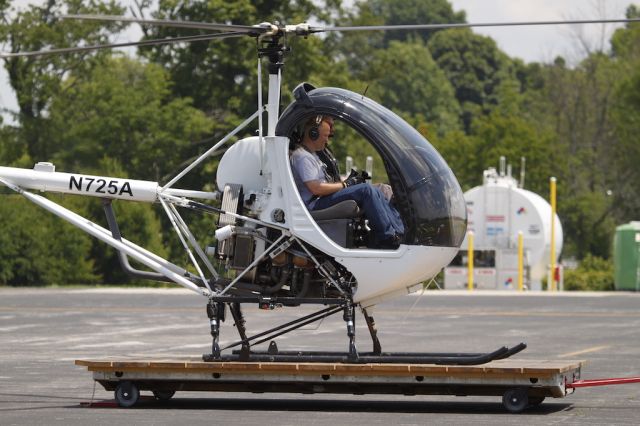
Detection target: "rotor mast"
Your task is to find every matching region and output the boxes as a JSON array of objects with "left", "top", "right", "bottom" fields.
[{"left": 258, "top": 32, "right": 287, "bottom": 137}]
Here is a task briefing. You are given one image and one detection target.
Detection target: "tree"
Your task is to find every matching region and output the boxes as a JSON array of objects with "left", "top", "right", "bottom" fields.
[
  {"left": 336, "top": 0, "right": 465, "bottom": 76},
  {"left": 364, "top": 40, "right": 461, "bottom": 135},
  {"left": 431, "top": 110, "right": 554, "bottom": 193},
  {"left": 44, "top": 56, "right": 216, "bottom": 278},
  {"left": 427, "top": 28, "right": 519, "bottom": 130},
  {"left": 136, "top": 0, "right": 336, "bottom": 126},
  {"left": 0, "top": 0, "right": 126, "bottom": 160},
  {"left": 544, "top": 55, "right": 622, "bottom": 258},
  {"left": 0, "top": 120, "right": 27, "bottom": 166},
  {"left": 0, "top": 195, "right": 98, "bottom": 285},
  {"left": 368, "top": 0, "right": 466, "bottom": 46},
  {"left": 608, "top": 7, "right": 640, "bottom": 223},
  {"left": 48, "top": 56, "right": 212, "bottom": 182}
]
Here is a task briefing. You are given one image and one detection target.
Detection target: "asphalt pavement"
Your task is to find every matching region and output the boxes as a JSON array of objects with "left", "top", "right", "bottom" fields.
[{"left": 1, "top": 287, "right": 639, "bottom": 425}]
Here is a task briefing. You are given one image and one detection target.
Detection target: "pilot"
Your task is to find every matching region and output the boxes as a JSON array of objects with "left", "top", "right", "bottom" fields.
[{"left": 290, "top": 115, "right": 404, "bottom": 249}]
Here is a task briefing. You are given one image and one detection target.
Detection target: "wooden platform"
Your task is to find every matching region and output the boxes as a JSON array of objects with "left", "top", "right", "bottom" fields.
[{"left": 76, "top": 358, "right": 585, "bottom": 410}]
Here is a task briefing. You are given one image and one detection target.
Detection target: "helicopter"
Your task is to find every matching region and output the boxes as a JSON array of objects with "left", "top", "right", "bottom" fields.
[{"left": 1, "top": 13, "right": 637, "bottom": 364}]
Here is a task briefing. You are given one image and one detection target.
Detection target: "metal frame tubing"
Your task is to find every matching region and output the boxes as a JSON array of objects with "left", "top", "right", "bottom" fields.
[{"left": 3, "top": 182, "right": 206, "bottom": 295}]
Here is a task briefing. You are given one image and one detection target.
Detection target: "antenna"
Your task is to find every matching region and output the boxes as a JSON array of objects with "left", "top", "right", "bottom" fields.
[{"left": 520, "top": 157, "right": 526, "bottom": 188}]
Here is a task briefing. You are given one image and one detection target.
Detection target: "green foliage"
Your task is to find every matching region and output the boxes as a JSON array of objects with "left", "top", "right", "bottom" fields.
[
  {"left": 0, "top": 123, "right": 24, "bottom": 165},
  {"left": 563, "top": 255, "right": 614, "bottom": 291},
  {"left": 366, "top": 0, "right": 465, "bottom": 46},
  {"left": 611, "top": 5, "right": 640, "bottom": 59},
  {"left": 427, "top": 29, "right": 518, "bottom": 130},
  {"left": 0, "top": 195, "right": 98, "bottom": 285},
  {"left": 428, "top": 129, "right": 475, "bottom": 190},
  {"left": 364, "top": 40, "right": 461, "bottom": 135},
  {"left": 337, "top": 0, "right": 465, "bottom": 80},
  {"left": 138, "top": 0, "right": 257, "bottom": 118},
  {"left": 468, "top": 111, "right": 554, "bottom": 195},
  {"left": 0, "top": 0, "right": 126, "bottom": 160},
  {"left": 138, "top": 0, "right": 333, "bottom": 124},
  {"left": 561, "top": 192, "right": 617, "bottom": 259},
  {"left": 609, "top": 17, "right": 640, "bottom": 224},
  {"left": 340, "top": 0, "right": 464, "bottom": 48},
  {"left": 48, "top": 56, "right": 212, "bottom": 181},
  {"left": 536, "top": 51, "right": 628, "bottom": 258}
]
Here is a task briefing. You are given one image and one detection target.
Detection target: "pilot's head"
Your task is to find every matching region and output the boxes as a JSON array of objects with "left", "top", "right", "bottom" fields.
[{"left": 302, "top": 115, "right": 333, "bottom": 151}]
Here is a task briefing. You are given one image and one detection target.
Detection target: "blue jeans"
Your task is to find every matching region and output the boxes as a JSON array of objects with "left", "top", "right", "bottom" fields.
[{"left": 311, "top": 183, "right": 404, "bottom": 244}]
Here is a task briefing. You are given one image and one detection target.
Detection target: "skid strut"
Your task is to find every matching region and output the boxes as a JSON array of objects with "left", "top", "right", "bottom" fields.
[
  {"left": 362, "top": 308, "right": 382, "bottom": 355},
  {"left": 202, "top": 299, "right": 527, "bottom": 365},
  {"left": 344, "top": 302, "right": 358, "bottom": 361},
  {"left": 229, "top": 302, "right": 250, "bottom": 360},
  {"left": 206, "top": 301, "right": 225, "bottom": 359}
]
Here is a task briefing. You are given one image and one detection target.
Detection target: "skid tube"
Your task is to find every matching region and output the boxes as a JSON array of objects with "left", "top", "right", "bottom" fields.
[
  {"left": 203, "top": 296, "right": 527, "bottom": 365},
  {"left": 223, "top": 343, "right": 527, "bottom": 365}
]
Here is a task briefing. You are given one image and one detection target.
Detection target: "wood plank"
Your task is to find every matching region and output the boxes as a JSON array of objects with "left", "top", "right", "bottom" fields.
[
  {"left": 75, "top": 360, "right": 112, "bottom": 368},
  {"left": 75, "top": 358, "right": 584, "bottom": 378}
]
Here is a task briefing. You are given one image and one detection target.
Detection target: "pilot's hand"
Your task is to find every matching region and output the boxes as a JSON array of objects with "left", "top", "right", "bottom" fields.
[{"left": 344, "top": 169, "right": 365, "bottom": 187}]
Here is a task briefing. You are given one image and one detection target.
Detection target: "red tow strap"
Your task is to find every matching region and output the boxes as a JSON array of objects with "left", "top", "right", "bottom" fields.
[{"left": 567, "top": 376, "right": 640, "bottom": 388}]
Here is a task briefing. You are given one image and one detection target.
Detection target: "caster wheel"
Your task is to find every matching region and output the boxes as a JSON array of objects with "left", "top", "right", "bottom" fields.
[
  {"left": 153, "top": 390, "right": 176, "bottom": 401},
  {"left": 502, "top": 388, "right": 529, "bottom": 413},
  {"left": 114, "top": 381, "right": 140, "bottom": 408}
]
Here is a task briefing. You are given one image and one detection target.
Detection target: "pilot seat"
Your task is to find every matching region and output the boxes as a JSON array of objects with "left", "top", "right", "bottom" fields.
[{"left": 309, "top": 200, "right": 366, "bottom": 248}]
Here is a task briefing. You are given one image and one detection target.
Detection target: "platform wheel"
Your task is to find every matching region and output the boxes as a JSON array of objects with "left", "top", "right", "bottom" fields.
[
  {"left": 114, "top": 381, "right": 140, "bottom": 408},
  {"left": 502, "top": 387, "right": 529, "bottom": 413},
  {"left": 153, "top": 390, "right": 176, "bottom": 401}
]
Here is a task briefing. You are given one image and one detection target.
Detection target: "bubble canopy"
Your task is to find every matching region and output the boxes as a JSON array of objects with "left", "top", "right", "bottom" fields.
[{"left": 276, "top": 83, "right": 467, "bottom": 248}]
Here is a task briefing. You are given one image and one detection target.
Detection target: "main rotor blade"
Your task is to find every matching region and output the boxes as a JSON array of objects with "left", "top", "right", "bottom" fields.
[
  {"left": 0, "top": 32, "right": 245, "bottom": 58},
  {"left": 316, "top": 18, "right": 640, "bottom": 33},
  {"left": 63, "top": 14, "right": 268, "bottom": 35}
]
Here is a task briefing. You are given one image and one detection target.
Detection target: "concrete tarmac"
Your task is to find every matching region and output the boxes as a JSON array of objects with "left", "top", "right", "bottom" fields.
[{"left": 1, "top": 287, "right": 639, "bottom": 425}]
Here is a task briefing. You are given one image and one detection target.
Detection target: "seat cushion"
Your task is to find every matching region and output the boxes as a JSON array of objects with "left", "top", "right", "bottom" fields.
[{"left": 310, "top": 200, "right": 361, "bottom": 220}]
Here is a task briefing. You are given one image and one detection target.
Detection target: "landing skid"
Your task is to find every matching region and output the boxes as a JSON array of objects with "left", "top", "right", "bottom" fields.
[
  {"left": 218, "top": 343, "right": 527, "bottom": 365},
  {"left": 202, "top": 297, "right": 527, "bottom": 365}
]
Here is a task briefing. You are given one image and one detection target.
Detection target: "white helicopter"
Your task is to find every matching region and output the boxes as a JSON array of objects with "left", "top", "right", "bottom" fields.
[{"left": 1, "top": 14, "right": 636, "bottom": 363}]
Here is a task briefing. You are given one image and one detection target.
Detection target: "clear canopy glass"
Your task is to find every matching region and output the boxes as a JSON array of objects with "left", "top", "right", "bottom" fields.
[{"left": 277, "top": 85, "right": 467, "bottom": 247}]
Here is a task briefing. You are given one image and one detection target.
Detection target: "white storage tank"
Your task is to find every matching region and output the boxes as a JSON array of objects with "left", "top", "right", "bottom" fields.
[{"left": 446, "top": 166, "right": 563, "bottom": 290}]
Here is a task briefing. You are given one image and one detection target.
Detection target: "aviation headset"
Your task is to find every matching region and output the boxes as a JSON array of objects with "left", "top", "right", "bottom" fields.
[{"left": 307, "top": 115, "right": 324, "bottom": 141}]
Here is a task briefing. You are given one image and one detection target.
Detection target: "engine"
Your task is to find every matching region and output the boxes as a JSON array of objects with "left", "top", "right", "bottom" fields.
[{"left": 212, "top": 224, "right": 351, "bottom": 302}]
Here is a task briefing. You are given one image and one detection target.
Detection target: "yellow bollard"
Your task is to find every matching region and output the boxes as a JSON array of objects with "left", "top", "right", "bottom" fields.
[
  {"left": 550, "top": 177, "right": 557, "bottom": 292},
  {"left": 518, "top": 231, "right": 524, "bottom": 291},
  {"left": 467, "top": 231, "right": 474, "bottom": 291}
]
